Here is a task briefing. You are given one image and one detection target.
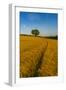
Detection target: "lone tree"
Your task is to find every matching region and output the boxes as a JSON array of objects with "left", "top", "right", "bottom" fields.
[{"left": 31, "top": 29, "right": 40, "bottom": 37}]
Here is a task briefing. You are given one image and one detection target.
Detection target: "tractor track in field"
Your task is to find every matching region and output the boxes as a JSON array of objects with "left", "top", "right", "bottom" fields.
[{"left": 33, "top": 41, "right": 48, "bottom": 77}]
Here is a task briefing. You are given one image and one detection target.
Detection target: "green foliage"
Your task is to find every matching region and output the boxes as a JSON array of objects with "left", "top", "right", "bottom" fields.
[{"left": 31, "top": 29, "right": 40, "bottom": 36}]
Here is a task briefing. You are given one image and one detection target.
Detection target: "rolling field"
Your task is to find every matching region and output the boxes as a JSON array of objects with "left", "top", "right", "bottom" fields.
[{"left": 20, "top": 35, "right": 58, "bottom": 77}]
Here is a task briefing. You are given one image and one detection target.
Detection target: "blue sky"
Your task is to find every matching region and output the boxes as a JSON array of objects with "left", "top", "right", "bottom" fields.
[{"left": 20, "top": 12, "right": 58, "bottom": 36}]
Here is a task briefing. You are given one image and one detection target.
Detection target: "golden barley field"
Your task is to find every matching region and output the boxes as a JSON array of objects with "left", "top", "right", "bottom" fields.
[{"left": 20, "top": 35, "right": 58, "bottom": 77}]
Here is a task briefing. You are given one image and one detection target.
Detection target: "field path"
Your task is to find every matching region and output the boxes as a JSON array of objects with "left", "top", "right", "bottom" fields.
[{"left": 34, "top": 41, "right": 48, "bottom": 76}]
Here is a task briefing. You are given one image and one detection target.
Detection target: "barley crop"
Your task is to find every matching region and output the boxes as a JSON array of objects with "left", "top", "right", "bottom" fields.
[{"left": 20, "top": 35, "right": 58, "bottom": 77}]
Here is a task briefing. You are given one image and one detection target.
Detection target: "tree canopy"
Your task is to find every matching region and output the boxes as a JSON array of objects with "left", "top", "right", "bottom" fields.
[{"left": 31, "top": 29, "right": 40, "bottom": 37}]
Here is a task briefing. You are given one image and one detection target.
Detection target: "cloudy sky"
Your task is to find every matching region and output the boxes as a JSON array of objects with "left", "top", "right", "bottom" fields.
[{"left": 20, "top": 11, "right": 58, "bottom": 36}]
